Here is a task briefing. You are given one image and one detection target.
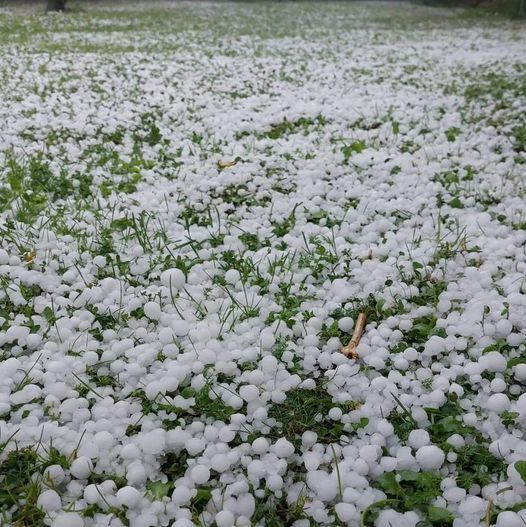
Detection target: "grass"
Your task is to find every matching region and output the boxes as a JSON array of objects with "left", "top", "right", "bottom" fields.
[
  {"left": 0, "top": 447, "right": 46, "bottom": 527},
  {"left": 267, "top": 381, "right": 362, "bottom": 447},
  {"left": 0, "top": 440, "right": 74, "bottom": 527}
]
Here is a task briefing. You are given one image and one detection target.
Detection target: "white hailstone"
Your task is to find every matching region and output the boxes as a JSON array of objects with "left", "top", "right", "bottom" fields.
[
  {"left": 191, "top": 465, "right": 210, "bottom": 484},
  {"left": 458, "top": 496, "right": 486, "bottom": 516},
  {"left": 236, "top": 517, "right": 251, "bottom": 527},
  {"left": 314, "top": 475, "right": 338, "bottom": 501},
  {"left": 215, "top": 510, "right": 235, "bottom": 527},
  {"left": 66, "top": 480, "right": 83, "bottom": 500},
  {"left": 377, "top": 419, "right": 394, "bottom": 437},
  {"left": 517, "top": 394, "right": 526, "bottom": 416},
  {"left": 415, "top": 445, "right": 445, "bottom": 470},
  {"left": 161, "top": 268, "right": 186, "bottom": 290},
  {"left": 26, "top": 333, "right": 42, "bottom": 349},
  {"left": 273, "top": 438, "right": 295, "bottom": 458},
  {"left": 70, "top": 456, "right": 93, "bottom": 479},
  {"left": 479, "top": 352, "right": 507, "bottom": 372},
  {"left": 83, "top": 350, "right": 99, "bottom": 366},
  {"left": 440, "top": 477, "right": 456, "bottom": 491},
  {"left": 335, "top": 503, "right": 357, "bottom": 522},
  {"left": 446, "top": 434, "right": 465, "bottom": 449},
  {"left": 360, "top": 445, "right": 380, "bottom": 463},
  {"left": 139, "top": 429, "right": 166, "bottom": 455},
  {"left": 185, "top": 438, "right": 206, "bottom": 455},
  {"left": 37, "top": 489, "right": 61, "bottom": 511},
  {"left": 225, "top": 269, "right": 241, "bottom": 284},
  {"left": 408, "top": 429, "right": 431, "bottom": 449},
  {"left": 496, "top": 511, "right": 525, "bottom": 527},
  {"left": 144, "top": 301, "right": 162, "bottom": 320},
  {"left": 248, "top": 460, "right": 266, "bottom": 480},
  {"left": 328, "top": 407, "right": 343, "bottom": 420},
  {"left": 252, "top": 406, "right": 267, "bottom": 420},
  {"left": 218, "top": 425, "right": 236, "bottom": 443},
  {"left": 172, "top": 485, "right": 193, "bottom": 505},
  {"left": 514, "top": 364, "right": 526, "bottom": 382},
  {"left": 303, "top": 452, "right": 321, "bottom": 471},
  {"left": 173, "top": 519, "right": 196, "bottom": 527},
  {"left": 266, "top": 474, "right": 283, "bottom": 491},
  {"left": 239, "top": 384, "right": 259, "bottom": 402},
  {"left": 300, "top": 378, "right": 316, "bottom": 389},
  {"left": 338, "top": 317, "right": 354, "bottom": 332},
  {"left": 495, "top": 319, "right": 513, "bottom": 337},
  {"left": 403, "top": 347, "right": 418, "bottom": 361},
  {"left": 464, "top": 362, "right": 482, "bottom": 376},
  {"left": 172, "top": 319, "right": 189, "bottom": 336},
  {"left": 6, "top": 325, "right": 30, "bottom": 344},
  {"left": 399, "top": 319, "right": 413, "bottom": 331},
  {"left": 120, "top": 444, "right": 141, "bottom": 460},
  {"left": 210, "top": 454, "right": 230, "bottom": 473},
  {"left": 84, "top": 484, "right": 100, "bottom": 504},
  {"left": 127, "top": 463, "right": 147, "bottom": 485},
  {"left": 393, "top": 357, "right": 409, "bottom": 370},
  {"left": 93, "top": 431, "right": 114, "bottom": 450},
  {"left": 51, "top": 512, "right": 84, "bottom": 527},
  {"left": 490, "top": 378, "right": 506, "bottom": 393},
  {"left": 0, "top": 249, "right": 8, "bottom": 264},
  {"left": 260, "top": 329, "right": 276, "bottom": 350},
  {"left": 486, "top": 393, "right": 510, "bottom": 413},
  {"left": 100, "top": 479, "right": 116, "bottom": 495},
  {"left": 260, "top": 355, "right": 278, "bottom": 373},
  {"left": 271, "top": 390, "right": 287, "bottom": 404},
  {"left": 93, "top": 255, "right": 106, "bottom": 267},
  {"left": 116, "top": 486, "right": 142, "bottom": 508},
  {"left": 464, "top": 412, "right": 479, "bottom": 427},
  {"left": 236, "top": 493, "right": 255, "bottom": 517},
  {"left": 77, "top": 442, "right": 98, "bottom": 460},
  {"left": 302, "top": 431, "right": 318, "bottom": 447},
  {"left": 443, "top": 486, "right": 466, "bottom": 503},
  {"left": 508, "top": 333, "right": 523, "bottom": 346},
  {"left": 159, "top": 327, "right": 175, "bottom": 345},
  {"left": 11, "top": 384, "right": 42, "bottom": 405},
  {"left": 437, "top": 300, "right": 451, "bottom": 313},
  {"left": 380, "top": 457, "right": 397, "bottom": 471},
  {"left": 252, "top": 437, "right": 270, "bottom": 455},
  {"left": 44, "top": 464, "right": 66, "bottom": 485},
  {"left": 145, "top": 381, "right": 160, "bottom": 400}
]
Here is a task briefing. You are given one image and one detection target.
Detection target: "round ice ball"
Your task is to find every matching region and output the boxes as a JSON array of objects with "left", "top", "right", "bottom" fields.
[
  {"left": 161, "top": 268, "right": 186, "bottom": 290},
  {"left": 415, "top": 445, "right": 445, "bottom": 470}
]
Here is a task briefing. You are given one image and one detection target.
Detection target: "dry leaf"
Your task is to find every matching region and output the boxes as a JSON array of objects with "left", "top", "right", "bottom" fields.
[{"left": 24, "top": 250, "right": 36, "bottom": 263}]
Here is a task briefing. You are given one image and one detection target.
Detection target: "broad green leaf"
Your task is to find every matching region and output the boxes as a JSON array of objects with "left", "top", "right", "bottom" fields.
[
  {"left": 514, "top": 461, "right": 526, "bottom": 483},
  {"left": 427, "top": 506, "right": 453, "bottom": 523},
  {"left": 376, "top": 472, "right": 403, "bottom": 496},
  {"left": 146, "top": 481, "right": 172, "bottom": 500}
]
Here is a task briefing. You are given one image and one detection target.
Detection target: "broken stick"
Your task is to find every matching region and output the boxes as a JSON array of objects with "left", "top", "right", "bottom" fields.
[
  {"left": 217, "top": 159, "right": 237, "bottom": 169},
  {"left": 341, "top": 312, "right": 367, "bottom": 359}
]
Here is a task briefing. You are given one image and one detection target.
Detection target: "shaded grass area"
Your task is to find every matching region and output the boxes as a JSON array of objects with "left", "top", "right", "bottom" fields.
[
  {"left": 419, "top": 0, "right": 526, "bottom": 17},
  {"left": 0, "top": 0, "right": 524, "bottom": 52}
]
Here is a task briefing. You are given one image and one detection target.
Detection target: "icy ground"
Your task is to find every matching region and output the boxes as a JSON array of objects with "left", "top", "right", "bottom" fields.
[{"left": 0, "top": 2, "right": 526, "bottom": 526}]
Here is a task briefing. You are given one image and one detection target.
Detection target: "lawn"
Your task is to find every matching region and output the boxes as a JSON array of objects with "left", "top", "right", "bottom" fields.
[{"left": 0, "top": 1, "right": 526, "bottom": 526}]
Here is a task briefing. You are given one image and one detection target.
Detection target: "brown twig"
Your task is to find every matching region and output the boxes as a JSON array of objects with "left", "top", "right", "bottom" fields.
[
  {"left": 341, "top": 312, "right": 367, "bottom": 359},
  {"left": 217, "top": 159, "right": 236, "bottom": 169}
]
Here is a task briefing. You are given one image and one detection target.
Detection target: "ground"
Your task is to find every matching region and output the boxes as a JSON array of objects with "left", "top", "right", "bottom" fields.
[{"left": 0, "top": 1, "right": 526, "bottom": 526}]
